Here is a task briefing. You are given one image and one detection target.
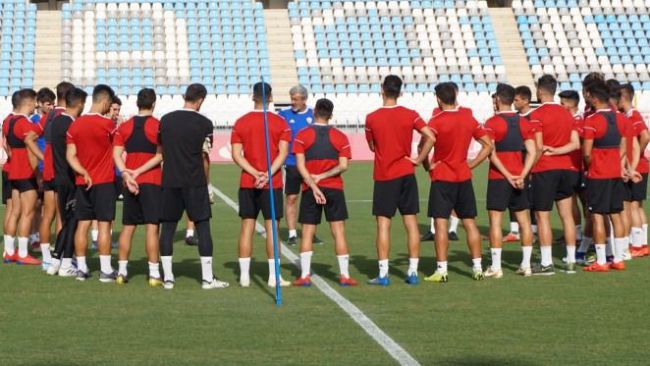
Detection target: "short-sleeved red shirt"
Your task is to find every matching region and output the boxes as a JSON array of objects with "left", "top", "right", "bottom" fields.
[
  {"left": 365, "top": 106, "right": 426, "bottom": 181},
  {"left": 570, "top": 113, "right": 585, "bottom": 171},
  {"left": 231, "top": 111, "right": 291, "bottom": 189},
  {"left": 627, "top": 109, "right": 649, "bottom": 174},
  {"left": 293, "top": 125, "right": 351, "bottom": 190},
  {"left": 40, "top": 106, "right": 66, "bottom": 181},
  {"left": 428, "top": 108, "right": 487, "bottom": 182},
  {"left": 2, "top": 113, "right": 14, "bottom": 173},
  {"left": 66, "top": 113, "right": 116, "bottom": 186},
  {"left": 2, "top": 114, "right": 39, "bottom": 180},
  {"left": 483, "top": 112, "right": 535, "bottom": 180},
  {"left": 529, "top": 103, "right": 579, "bottom": 172},
  {"left": 583, "top": 110, "right": 631, "bottom": 179},
  {"left": 113, "top": 116, "right": 161, "bottom": 185}
]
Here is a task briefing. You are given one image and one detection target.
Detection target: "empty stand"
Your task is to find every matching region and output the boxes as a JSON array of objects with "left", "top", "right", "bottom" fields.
[{"left": 0, "top": 0, "right": 37, "bottom": 96}]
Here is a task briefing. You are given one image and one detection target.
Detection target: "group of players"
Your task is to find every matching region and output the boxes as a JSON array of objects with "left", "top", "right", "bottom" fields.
[{"left": 1, "top": 71, "right": 648, "bottom": 290}]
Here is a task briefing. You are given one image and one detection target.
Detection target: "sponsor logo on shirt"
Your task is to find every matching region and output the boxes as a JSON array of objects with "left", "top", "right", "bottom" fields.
[{"left": 307, "top": 117, "right": 313, "bottom": 124}]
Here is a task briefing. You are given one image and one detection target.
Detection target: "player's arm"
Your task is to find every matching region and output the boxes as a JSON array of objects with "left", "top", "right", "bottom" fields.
[
  {"left": 521, "top": 138, "right": 539, "bottom": 180},
  {"left": 364, "top": 119, "right": 375, "bottom": 152},
  {"left": 468, "top": 134, "right": 493, "bottom": 169},
  {"left": 24, "top": 130, "right": 44, "bottom": 161},
  {"left": 231, "top": 143, "right": 261, "bottom": 176},
  {"left": 296, "top": 152, "right": 326, "bottom": 204},
  {"left": 270, "top": 140, "right": 289, "bottom": 177},
  {"left": 411, "top": 126, "right": 435, "bottom": 166},
  {"left": 582, "top": 138, "right": 593, "bottom": 169},
  {"left": 66, "top": 143, "right": 92, "bottom": 188},
  {"left": 113, "top": 145, "right": 141, "bottom": 193},
  {"left": 488, "top": 138, "right": 518, "bottom": 187},
  {"left": 3, "top": 137, "right": 11, "bottom": 159},
  {"left": 544, "top": 130, "right": 580, "bottom": 156},
  {"left": 313, "top": 156, "right": 349, "bottom": 183},
  {"left": 630, "top": 135, "right": 641, "bottom": 172}
]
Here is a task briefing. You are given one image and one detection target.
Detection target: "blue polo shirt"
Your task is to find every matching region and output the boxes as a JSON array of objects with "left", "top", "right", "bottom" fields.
[
  {"left": 29, "top": 113, "right": 46, "bottom": 172},
  {"left": 278, "top": 107, "right": 314, "bottom": 166}
]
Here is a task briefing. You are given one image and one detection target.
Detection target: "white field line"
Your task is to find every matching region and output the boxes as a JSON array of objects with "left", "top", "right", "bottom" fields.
[{"left": 210, "top": 185, "right": 421, "bottom": 366}]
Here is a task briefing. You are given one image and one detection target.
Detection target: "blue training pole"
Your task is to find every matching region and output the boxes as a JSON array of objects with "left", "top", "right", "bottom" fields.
[{"left": 260, "top": 78, "right": 283, "bottom": 306}]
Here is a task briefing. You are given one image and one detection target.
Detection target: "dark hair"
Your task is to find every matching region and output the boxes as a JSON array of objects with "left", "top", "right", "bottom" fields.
[
  {"left": 11, "top": 90, "right": 19, "bottom": 108},
  {"left": 112, "top": 96, "right": 122, "bottom": 106},
  {"left": 184, "top": 83, "right": 207, "bottom": 103},
  {"left": 558, "top": 90, "right": 580, "bottom": 104},
  {"left": 582, "top": 72, "right": 605, "bottom": 87},
  {"left": 55, "top": 81, "right": 74, "bottom": 101},
  {"left": 37, "top": 87, "right": 56, "bottom": 104},
  {"left": 495, "top": 83, "right": 515, "bottom": 105},
  {"left": 514, "top": 86, "right": 532, "bottom": 101},
  {"left": 435, "top": 82, "right": 457, "bottom": 106},
  {"left": 136, "top": 88, "right": 156, "bottom": 109},
  {"left": 449, "top": 81, "right": 459, "bottom": 93},
  {"left": 65, "top": 87, "right": 88, "bottom": 108},
  {"left": 92, "top": 84, "right": 116, "bottom": 104},
  {"left": 586, "top": 81, "right": 610, "bottom": 103},
  {"left": 536, "top": 74, "right": 557, "bottom": 95},
  {"left": 15, "top": 88, "right": 37, "bottom": 107},
  {"left": 605, "top": 79, "right": 621, "bottom": 100},
  {"left": 619, "top": 83, "right": 635, "bottom": 100},
  {"left": 381, "top": 75, "right": 403, "bottom": 99},
  {"left": 252, "top": 82, "right": 272, "bottom": 101},
  {"left": 314, "top": 98, "right": 334, "bottom": 120}
]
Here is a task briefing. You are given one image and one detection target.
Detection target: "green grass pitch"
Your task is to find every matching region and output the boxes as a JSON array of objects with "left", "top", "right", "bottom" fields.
[{"left": 1, "top": 162, "right": 649, "bottom": 365}]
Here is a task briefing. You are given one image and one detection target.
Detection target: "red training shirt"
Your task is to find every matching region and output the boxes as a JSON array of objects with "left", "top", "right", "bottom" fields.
[
  {"left": 113, "top": 116, "right": 162, "bottom": 185},
  {"left": 583, "top": 110, "right": 631, "bottom": 179},
  {"left": 529, "top": 102, "right": 579, "bottom": 172},
  {"left": 231, "top": 111, "right": 291, "bottom": 189},
  {"left": 483, "top": 112, "right": 536, "bottom": 180},
  {"left": 365, "top": 106, "right": 426, "bottom": 181},
  {"left": 66, "top": 113, "right": 116, "bottom": 186},
  {"left": 293, "top": 125, "right": 351, "bottom": 191},
  {"left": 570, "top": 113, "right": 585, "bottom": 171},
  {"left": 2, "top": 114, "right": 39, "bottom": 180},
  {"left": 428, "top": 108, "right": 487, "bottom": 182},
  {"left": 627, "top": 109, "right": 649, "bottom": 174},
  {"left": 1, "top": 113, "right": 15, "bottom": 173}
]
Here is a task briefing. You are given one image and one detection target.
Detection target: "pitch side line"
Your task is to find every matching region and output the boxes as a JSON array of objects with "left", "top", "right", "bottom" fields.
[{"left": 210, "top": 185, "right": 421, "bottom": 366}]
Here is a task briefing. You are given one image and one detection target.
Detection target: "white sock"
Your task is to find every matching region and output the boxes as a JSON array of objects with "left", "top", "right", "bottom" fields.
[
  {"left": 337, "top": 254, "right": 350, "bottom": 278},
  {"left": 578, "top": 236, "right": 592, "bottom": 253},
  {"left": 61, "top": 257, "right": 72, "bottom": 269},
  {"left": 430, "top": 219, "right": 435, "bottom": 234},
  {"left": 200, "top": 256, "right": 214, "bottom": 282},
  {"left": 490, "top": 248, "right": 502, "bottom": 270},
  {"left": 378, "top": 259, "right": 389, "bottom": 277},
  {"left": 148, "top": 261, "right": 161, "bottom": 279},
  {"left": 185, "top": 229, "right": 194, "bottom": 238},
  {"left": 532, "top": 224, "right": 538, "bottom": 234},
  {"left": 631, "top": 227, "right": 643, "bottom": 247},
  {"left": 510, "top": 222, "right": 519, "bottom": 234},
  {"left": 436, "top": 261, "right": 448, "bottom": 273},
  {"left": 99, "top": 255, "right": 113, "bottom": 274},
  {"left": 595, "top": 244, "right": 607, "bottom": 265},
  {"left": 576, "top": 225, "right": 583, "bottom": 241},
  {"left": 289, "top": 229, "right": 297, "bottom": 238},
  {"left": 239, "top": 257, "right": 251, "bottom": 280},
  {"left": 40, "top": 243, "right": 52, "bottom": 263},
  {"left": 161, "top": 255, "right": 174, "bottom": 281},
  {"left": 521, "top": 246, "right": 533, "bottom": 268},
  {"left": 118, "top": 260, "right": 128, "bottom": 276},
  {"left": 540, "top": 245, "right": 553, "bottom": 266},
  {"left": 613, "top": 237, "right": 628, "bottom": 263},
  {"left": 643, "top": 224, "right": 648, "bottom": 245},
  {"left": 3, "top": 234, "right": 15, "bottom": 256},
  {"left": 77, "top": 256, "right": 88, "bottom": 273},
  {"left": 407, "top": 257, "right": 419, "bottom": 276},
  {"left": 91, "top": 229, "right": 98, "bottom": 242},
  {"left": 449, "top": 216, "right": 459, "bottom": 233},
  {"left": 472, "top": 257, "right": 482, "bottom": 271},
  {"left": 268, "top": 258, "right": 281, "bottom": 281},
  {"left": 17, "top": 237, "right": 28, "bottom": 258},
  {"left": 50, "top": 257, "right": 61, "bottom": 269},
  {"left": 566, "top": 245, "right": 576, "bottom": 264},
  {"left": 300, "top": 251, "right": 313, "bottom": 278}
]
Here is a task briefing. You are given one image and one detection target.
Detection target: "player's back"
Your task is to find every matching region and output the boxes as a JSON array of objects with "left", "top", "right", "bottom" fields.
[
  {"left": 66, "top": 113, "right": 115, "bottom": 184},
  {"left": 530, "top": 103, "right": 577, "bottom": 172}
]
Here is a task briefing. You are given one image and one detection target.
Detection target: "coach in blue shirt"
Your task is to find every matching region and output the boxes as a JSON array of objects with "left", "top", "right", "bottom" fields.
[{"left": 278, "top": 85, "right": 322, "bottom": 245}]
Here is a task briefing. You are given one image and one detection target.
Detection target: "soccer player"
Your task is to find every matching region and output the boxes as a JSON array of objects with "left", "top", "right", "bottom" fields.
[
  {"left": 423, "top": 82, "right": 492, "bottom": 283},
  {"left": 483, "top": 84, "right": 539, "bottom": 278},
  {"left": 232, "top": 82, "right": 292, "bottom": 288},
  {"left": 528, "top": 75, "right": 581, "bottom": 275},
  {"left": 279, "top": 85, "right": 319, "bottom": 246},
  {"left": 582, "top": 82, "right": 638, "bottom": 272},
  {"left": 365, "top": 75, "right": 434, "bottom": 286},
  {"left": 291, "top": 98, "right": 357, "bottom": 287},
  {"left": 112, "top": 88, "right": 162, "bottom": 286},
  {"left": 66, "top": 84, "right": 118, "bottom": 282},
  {"left": 618, "top": 83, "right": 650, "bottom": 257},
  {"left": 158, "top": 83, "right": 228, "bottom": 290},
  {"left": 2, "top": 89, "right": 42, "bottom": 265},
  {"left": 2, "top": 94, "right": 20, "bottom": 262},
  {"left": 46, "top": 86, "right": 87, "bottom": 277}
]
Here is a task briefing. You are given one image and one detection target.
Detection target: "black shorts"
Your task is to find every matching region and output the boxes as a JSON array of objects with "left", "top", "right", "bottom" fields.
[
  {"left": 161, "top": 185, "right": 212, "bottom": 222},
  {"left": 11, "top": 178, "right": 38, "bottom": 193},
  {"left": 238, "top": 188, "right": 283, "bottom": 220},
  {"left": 623, "top": 179, "right": 633, "bottom": 202},
  {"left": 74, "top": 183, "right": 117, "bottom": 221},
  {"left": 43, "top": 180, "right": 55, "bottom": 192},
  {"left": 428, "top": 179, "right": 477, "bottom": 219},
  {"left": 299, "top": 187, "right": 348, "bottom": 224},
  {"left": 532, "top": 170, "right": 579, "bottom": 211},
  {"left": 372, "top": 174, "right": 419, "bottom": 218},
  {"left": 629, "top": 173, "right": 648, "bottom": 202},
  {"left": 586, "top": 178, "right": 625, "bottom": 214},
  {"left": 2, "top": 171, "right": 11, "bottom": 204},
  {"left": 486, "top": 179, "right": 529, "bottom": 212},
  {"left": 122, "top": 184, "right": 162, "bottom": 225},
  {"left": 576, "top": 171, "right": 587, "bottom": 193},
  {"left": 284, "top": 165, "right": 302, "bottom": 195}
]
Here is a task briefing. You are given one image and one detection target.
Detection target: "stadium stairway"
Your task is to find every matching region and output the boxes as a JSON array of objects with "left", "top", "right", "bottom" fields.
[
  {"left": 488, "top": 7, "right": 534, "bottom": 90},
  {"left": 33, "top": 11, "right": 62, "bottom": 90},
  {"left": 263, "top": 8, "right": 299, "bottom": 103}
]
